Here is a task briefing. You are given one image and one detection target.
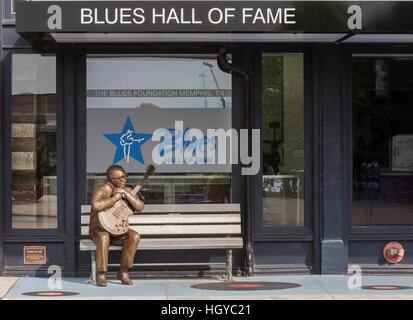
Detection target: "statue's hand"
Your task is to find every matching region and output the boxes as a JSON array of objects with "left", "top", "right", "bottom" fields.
[{"left": 114, "top": 188, "right": 132, "bottom": 200}]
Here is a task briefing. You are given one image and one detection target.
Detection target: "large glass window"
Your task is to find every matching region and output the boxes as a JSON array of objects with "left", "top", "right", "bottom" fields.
[
  {"left": 11, "top": 54, "right": 57, "bottom": 228},
  {"left": 353, "top": 55, "right": 413, "bottom": 226},
  {"left": 262, "top": 54, "right": 305, "bottom": 226},
  {"left": 86, "top": 55, "right": 232, "bottom": 204}
]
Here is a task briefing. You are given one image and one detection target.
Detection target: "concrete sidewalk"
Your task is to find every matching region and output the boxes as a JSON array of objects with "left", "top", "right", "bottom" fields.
[
  {"left": 0, "top": 277, "right": 19, "bottom": 299},
  {"left": 1, "top": 275, "right": 413, "bottom": 300}
]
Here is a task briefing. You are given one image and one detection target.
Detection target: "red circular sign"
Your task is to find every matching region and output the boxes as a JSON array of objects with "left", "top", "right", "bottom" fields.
[{"left": 383, "top": 242, "right": 405, "bottom": 263}]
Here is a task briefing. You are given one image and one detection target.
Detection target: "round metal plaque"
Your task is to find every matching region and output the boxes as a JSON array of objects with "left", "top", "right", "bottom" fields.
[
  {"left": 22, "top": 291, "right": 80, "bottom": 297},
  {"left": 383, "top": 242, "right": 405, "bottom": 264},
  {"left": 361, "top": 285, "right": 412, "bottom": 290},
  {"left": 191, "top": 282, "right": 301, "bottom": 291}
]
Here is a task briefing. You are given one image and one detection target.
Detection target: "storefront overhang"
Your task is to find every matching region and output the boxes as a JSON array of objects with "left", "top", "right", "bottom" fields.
[
  {"left": 50, "top": 33, "right": 350, "bottom": 44},
  {"left": 15, "top": 0, "right": 413, "bottom": 44}
]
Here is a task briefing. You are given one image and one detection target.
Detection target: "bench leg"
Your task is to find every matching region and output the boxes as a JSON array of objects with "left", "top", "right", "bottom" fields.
[
  {"left": 88, "top": 251, "right": 96, "bottom": 284},
  {"left": 225, "top": 249, "right": 233, "bottom": 281}
]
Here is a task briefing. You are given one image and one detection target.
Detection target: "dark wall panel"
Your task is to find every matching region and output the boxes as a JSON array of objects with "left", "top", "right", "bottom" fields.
[
  {"left": 348, "top": 240, "right": 413, "bottom": 265},
  {"left": 253, "top": 242, "right": 313, "bottom": 265},
  {"left": 2, "top": 26, "right": 29, "bottom": 48},
  {"left": 4, "top": 242, "right": 66, "bottom": 275}
]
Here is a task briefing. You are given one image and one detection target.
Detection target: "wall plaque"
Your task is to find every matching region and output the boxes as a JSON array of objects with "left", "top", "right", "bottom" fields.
[
  {"left": 12, "top": 152, "right": 36, "bottom": 171},
  {"left": 24, "top": 246, "right": 46, "bottom": 264},
  {"left": 12, "top": 123, "right": 36, "bottom": 138}
]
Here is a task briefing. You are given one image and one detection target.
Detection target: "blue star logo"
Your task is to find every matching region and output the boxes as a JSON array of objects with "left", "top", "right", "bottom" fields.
[{"left": 103, "top": 117, "right": 152, "bottom": 165}]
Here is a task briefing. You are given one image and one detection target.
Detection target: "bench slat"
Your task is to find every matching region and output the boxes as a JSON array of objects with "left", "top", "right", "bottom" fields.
[
  {"left": 81, "top": 203, "right": 240, "bottom": 214},
  {"left": 79, "top": 238, "right": 243, "bottom": 251},
  {"left": 81, "top": 214, "right": 241, "bottom": 225},
  {"left": 81, "top": 224, "right": 241, "bottom": 236}
]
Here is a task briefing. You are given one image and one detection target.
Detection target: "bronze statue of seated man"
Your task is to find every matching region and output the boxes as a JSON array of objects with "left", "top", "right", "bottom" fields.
[{"left": 89, "top": 165, "right": 144, "bottom": 287}]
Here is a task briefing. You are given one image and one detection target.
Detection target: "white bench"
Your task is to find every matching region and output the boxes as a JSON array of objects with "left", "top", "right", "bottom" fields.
[{"left": 79, "top": 203, "right": 243, "bottom": 282}]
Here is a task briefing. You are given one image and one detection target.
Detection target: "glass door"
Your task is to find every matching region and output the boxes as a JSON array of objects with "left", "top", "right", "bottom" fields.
[
  {"left": 253, "top": 51, "right": 313, "bottom": 271},
  {"left": 262, "top": 54, "right": 305, "bottom": 228}
]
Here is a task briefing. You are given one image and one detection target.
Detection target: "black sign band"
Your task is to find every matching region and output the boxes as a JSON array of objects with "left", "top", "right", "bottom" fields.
[{"left": 15, "top": 1, "right": 413, "bottom": 34}]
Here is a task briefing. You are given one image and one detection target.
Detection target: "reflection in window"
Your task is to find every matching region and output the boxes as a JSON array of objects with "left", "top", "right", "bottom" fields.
[
  {"left": 11, "top": 0, "right": 16, "bottom": 15},
  {"left": 12, "top": 54, "right": 57, "bottom": 228},
  {"left": 262, "top": 54, "right": 305, "bottom": 226},
  {"left": 86, "top": 55, "right": 232, "bottom": 204},
  {"left": 87, "top": 55, "right": 231, "bottom": 109},
  {"left": 353, "top": 56, "right": 413, "bottom": 226}
]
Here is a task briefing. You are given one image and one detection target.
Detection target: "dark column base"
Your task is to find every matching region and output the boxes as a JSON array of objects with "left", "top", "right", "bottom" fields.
[{"left": 321, "top": 240, "right": 347, "bottom": 275}]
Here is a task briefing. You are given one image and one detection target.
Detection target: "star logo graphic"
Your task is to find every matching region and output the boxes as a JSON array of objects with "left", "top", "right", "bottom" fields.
[{"left": 103, "top": 116, "right": 152, "bottom": 165}]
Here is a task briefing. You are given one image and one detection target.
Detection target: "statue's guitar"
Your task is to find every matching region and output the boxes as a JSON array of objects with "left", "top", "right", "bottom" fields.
[{"left": 98, "top": 164, "right": 155, "bottom": 236}]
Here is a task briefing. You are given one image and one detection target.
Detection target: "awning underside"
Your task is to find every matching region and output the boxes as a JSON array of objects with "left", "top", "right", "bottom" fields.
[{"left": 49, "top": 33, "right": 413, "bottom": 44}]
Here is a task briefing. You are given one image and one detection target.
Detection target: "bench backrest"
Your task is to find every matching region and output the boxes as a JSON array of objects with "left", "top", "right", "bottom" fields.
[{"left": 81, "top": 203, "right": 241, "bottom": 238}]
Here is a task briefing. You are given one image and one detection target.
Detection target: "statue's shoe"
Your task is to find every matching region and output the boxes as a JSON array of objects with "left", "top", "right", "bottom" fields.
[
  {"left": 117, "top": 269, "right": 133, "bottom": 285},
  {"left": 96, "top": 272, "right": 107, "bottom": 287}
]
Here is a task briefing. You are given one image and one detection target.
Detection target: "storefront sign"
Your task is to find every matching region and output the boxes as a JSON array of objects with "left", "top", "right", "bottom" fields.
[
  {"left": 15, "top": 1, "right": 413, "bottom": 34},
  {"left": 87, "top": 89, "right": 231, "bottom": 98},
  {"left": 24, "top": 246, "right": 47, "bottom": 265}
]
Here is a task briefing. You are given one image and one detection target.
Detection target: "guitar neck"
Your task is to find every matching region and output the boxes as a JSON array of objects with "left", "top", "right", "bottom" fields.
[
  {"left": 131, "top": 175, "right": 149, "bottom": 195},
  {"left": 130, "top": 165, "right": 155, "bottom": 196}
]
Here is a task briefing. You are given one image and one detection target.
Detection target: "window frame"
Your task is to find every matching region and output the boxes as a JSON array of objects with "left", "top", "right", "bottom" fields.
[
  {"left": 3, "top": 49, "right": 65, "bottom": 235},
  {"left": 3, "top": 0, "right": 16, "bottom": 23},
  {"left": 253, "top": 45, "right": 314, "bottom": 238}
]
